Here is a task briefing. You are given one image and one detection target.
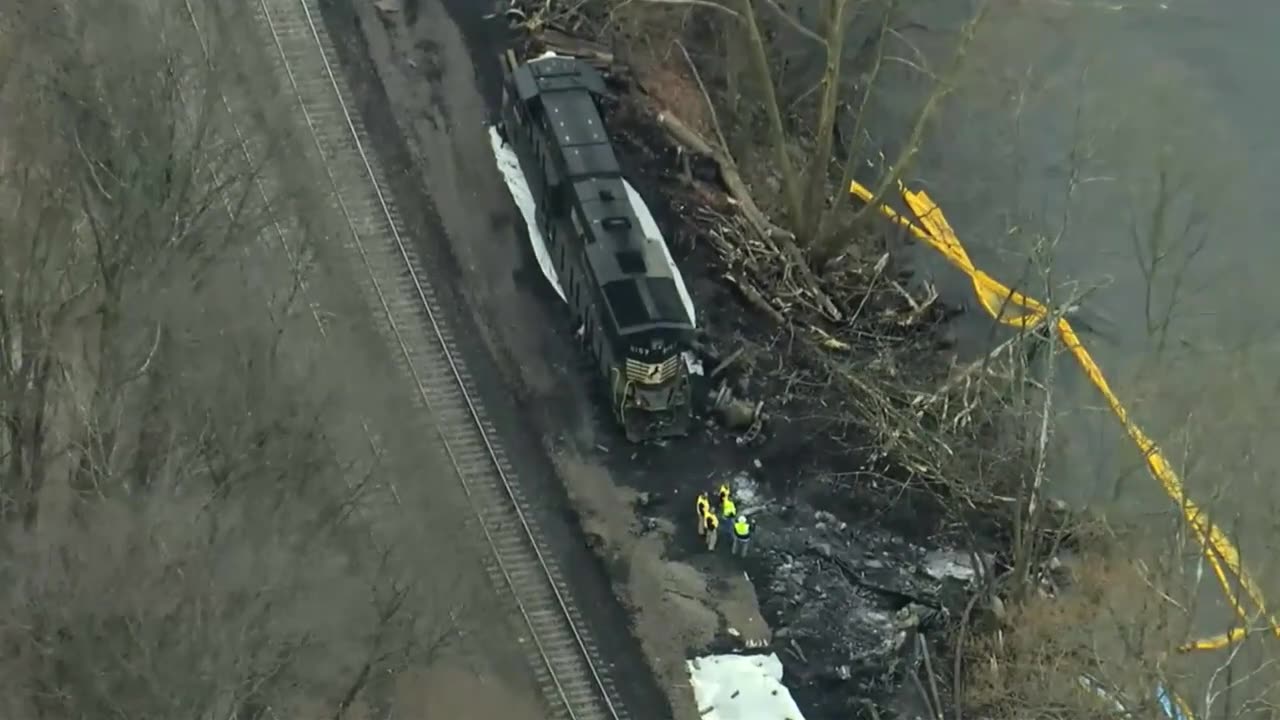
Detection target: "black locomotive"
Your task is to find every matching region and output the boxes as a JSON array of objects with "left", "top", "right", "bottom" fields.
[{"left": 498, "top": 52, "right": 695, "bottom": 442}]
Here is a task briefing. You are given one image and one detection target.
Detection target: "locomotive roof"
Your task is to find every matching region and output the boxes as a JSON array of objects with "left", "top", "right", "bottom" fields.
[{"left": 514, "top": 55, "right": 693, "bottom": 334}]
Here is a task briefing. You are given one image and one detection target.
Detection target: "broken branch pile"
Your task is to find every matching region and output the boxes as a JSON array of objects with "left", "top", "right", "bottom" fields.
[{"left": 513, "top": 11, "right": 1025, "bottom": 500}]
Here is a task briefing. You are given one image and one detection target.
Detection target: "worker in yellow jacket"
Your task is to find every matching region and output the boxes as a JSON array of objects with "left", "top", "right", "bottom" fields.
[
  {"left": 718, "top": 484, "right": 736, "bottom": 520},
  {"left": 695, "top": 492, "right": 711, "bottom": 538},
  {"left": 702, "top": 510, "right": 720, "bottom": 551}
]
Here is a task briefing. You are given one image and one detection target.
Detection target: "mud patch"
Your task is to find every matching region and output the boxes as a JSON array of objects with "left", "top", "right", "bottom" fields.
[{"left": 551, "top": 448, "right": 772, "bottom": 720}]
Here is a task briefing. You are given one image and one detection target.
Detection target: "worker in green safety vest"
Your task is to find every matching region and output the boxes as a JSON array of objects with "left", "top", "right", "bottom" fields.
[
  {"left": 718, "top": 484, "right": 737, "bottom": 520},
  {"left": 732, "top": 514, "right": 751, "bottom": 557}
]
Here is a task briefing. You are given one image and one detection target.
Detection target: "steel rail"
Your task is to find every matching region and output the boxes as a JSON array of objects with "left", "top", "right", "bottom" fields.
[{"left": 182, "top": 1, "right": 629, "bottom": 718}]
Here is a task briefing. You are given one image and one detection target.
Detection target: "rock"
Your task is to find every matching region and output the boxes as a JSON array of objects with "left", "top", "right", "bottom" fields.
[
  {"left": 922, "top": 549, "right": 977, "bottom": 583},
  {"left": 722, "top": 402, "right": 756, "bottom": 429},
  {"left": 636, "top": 490, "right": 664, "bottom": 510},
  {"left": 894, "top": 605, "right": 919, "bottom": 630},
  {"left": 988, "top": 594, "right": 1007, "bottom": 624}
]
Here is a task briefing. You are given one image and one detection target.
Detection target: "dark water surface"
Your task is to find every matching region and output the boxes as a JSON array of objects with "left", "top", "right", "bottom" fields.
[{"left": 864, "top": 0, "right": 1280, "bottom": 678}]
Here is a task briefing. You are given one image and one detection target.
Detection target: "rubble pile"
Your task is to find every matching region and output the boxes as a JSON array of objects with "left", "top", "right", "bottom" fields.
[{"left": 742, "top": 493, "right": 980, "bottom": 709}]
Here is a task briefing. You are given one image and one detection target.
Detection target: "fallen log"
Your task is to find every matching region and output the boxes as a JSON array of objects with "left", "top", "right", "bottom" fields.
[
  {"left": 656, "top": 111, "right": 779, "bottom": 244},
  {"left": 723, "top": 273, "right": 785, "bottom": 326},
  {"left": 540, "top": 27, "right": 616, "bottom": 66},
  {"left": 709, "top": 346, "right": 746, "bottom": 379},
  {"left": 656, "top": 111, "right": 843, "bottom": 323}
]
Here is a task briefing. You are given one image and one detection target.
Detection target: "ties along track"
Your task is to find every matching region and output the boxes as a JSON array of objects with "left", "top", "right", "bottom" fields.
[{"left": 183, "top": 0, "right": 632, "bottom": 718}]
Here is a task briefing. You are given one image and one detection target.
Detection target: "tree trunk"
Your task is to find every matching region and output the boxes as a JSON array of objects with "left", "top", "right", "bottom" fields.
[
  {"left": 814, "top": 1, "right": 892, "bottom": 261},
  {"left": 734, "top": 0, "right": 803, "bottom": 227},
  {"left": 797, "top": 0, "right": 852, "bottom": 244}
]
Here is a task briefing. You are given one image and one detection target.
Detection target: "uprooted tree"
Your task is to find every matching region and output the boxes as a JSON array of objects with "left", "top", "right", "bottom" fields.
[{"left": 0, "top": 1, "right": 469, "bottom": 716}]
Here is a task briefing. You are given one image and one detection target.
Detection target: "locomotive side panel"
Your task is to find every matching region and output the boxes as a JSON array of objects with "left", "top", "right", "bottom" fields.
[
  {"left": 500, "top": 54, "right": 695, "bottom": 441},
  {"left": 503, "top": 74, "right": 621, "bottom": 399}
]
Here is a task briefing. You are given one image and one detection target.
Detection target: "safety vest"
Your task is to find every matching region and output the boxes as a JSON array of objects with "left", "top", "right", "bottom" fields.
[
  {"left": 703, "top": 511, "right": 719, "bottom": 531},
  {"left": 733, "top": 518, "right": 750, "bottom": 539},
  {"left": 696, "top": 494, "right": 710, "bottom": 515},
  {"left": 721, "top": 498, "right": 737, "bottom": 519}
]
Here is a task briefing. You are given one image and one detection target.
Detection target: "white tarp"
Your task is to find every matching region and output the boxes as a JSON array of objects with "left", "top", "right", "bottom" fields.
[
  {"left": 487, "top": 125, "right": 697, "bottom": 327},
  {"left": 687, "top": 653, "right": 807, "bottom": 720}
]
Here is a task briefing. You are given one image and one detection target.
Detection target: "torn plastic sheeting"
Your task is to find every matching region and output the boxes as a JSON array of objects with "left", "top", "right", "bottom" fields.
[
  {"left": 687, "top": 653, "right": 806, "bottom": 720},
  {"left": 488, "top": 126, "right": 565, "bottom": 301},
  {"left": 487, "top": 125, "right": 697, "bottom": 328}
]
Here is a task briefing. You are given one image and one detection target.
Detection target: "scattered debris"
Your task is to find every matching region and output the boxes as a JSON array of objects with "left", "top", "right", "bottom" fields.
[
  {"left": 744, "top": 496, "right": 975, "bottom": 710},
  {"left": 712, "top": 383, "right": 762, "bottom": 432},
  {"left": 921, "top": 549, "right": 980, "bottom": 583},
  {"left": 494, "top": 14, "right": 1046, "bottom": 720},
  {"left": 709, "top": 346, "right": 745, "bottom": 380}
]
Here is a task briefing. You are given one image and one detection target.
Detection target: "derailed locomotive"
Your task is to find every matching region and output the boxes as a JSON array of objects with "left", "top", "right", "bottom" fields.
[{"left": 498, "top": 52, "right": 695, "bottom": 442}]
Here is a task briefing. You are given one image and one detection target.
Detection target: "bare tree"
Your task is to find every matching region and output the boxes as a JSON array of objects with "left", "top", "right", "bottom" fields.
[
  {"left": 682, "top": 0, "right": 987, "bottom": 254},
  {"left": 0, "top": 1, "right": 471, "bottom": 716}
]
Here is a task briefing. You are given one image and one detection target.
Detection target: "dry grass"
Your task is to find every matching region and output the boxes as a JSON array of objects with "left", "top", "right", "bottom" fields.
[
  {"left": 962, "top": 543, "right": 1198, "bottom": 719},
  {"left": 603, "top": 2, "right": 713, "bottom": 136},
  {"left": 636, "top": 58, "right": 711, "bottom": 136}
]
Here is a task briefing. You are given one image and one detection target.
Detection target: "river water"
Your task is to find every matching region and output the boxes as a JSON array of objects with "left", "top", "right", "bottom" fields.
[{"left": 863, "top": 0, "right": 1279, "bottom": 687}]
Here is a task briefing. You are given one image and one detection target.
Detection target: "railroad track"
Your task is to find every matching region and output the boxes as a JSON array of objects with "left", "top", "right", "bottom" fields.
[{"left": 185, "top": 1, "right": 631, "bottom": 718}]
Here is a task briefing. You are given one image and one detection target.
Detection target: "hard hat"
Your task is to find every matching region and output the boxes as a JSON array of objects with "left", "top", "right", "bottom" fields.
[{"left": 738, "top": 514, "right": 749, "bottom": 523}]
